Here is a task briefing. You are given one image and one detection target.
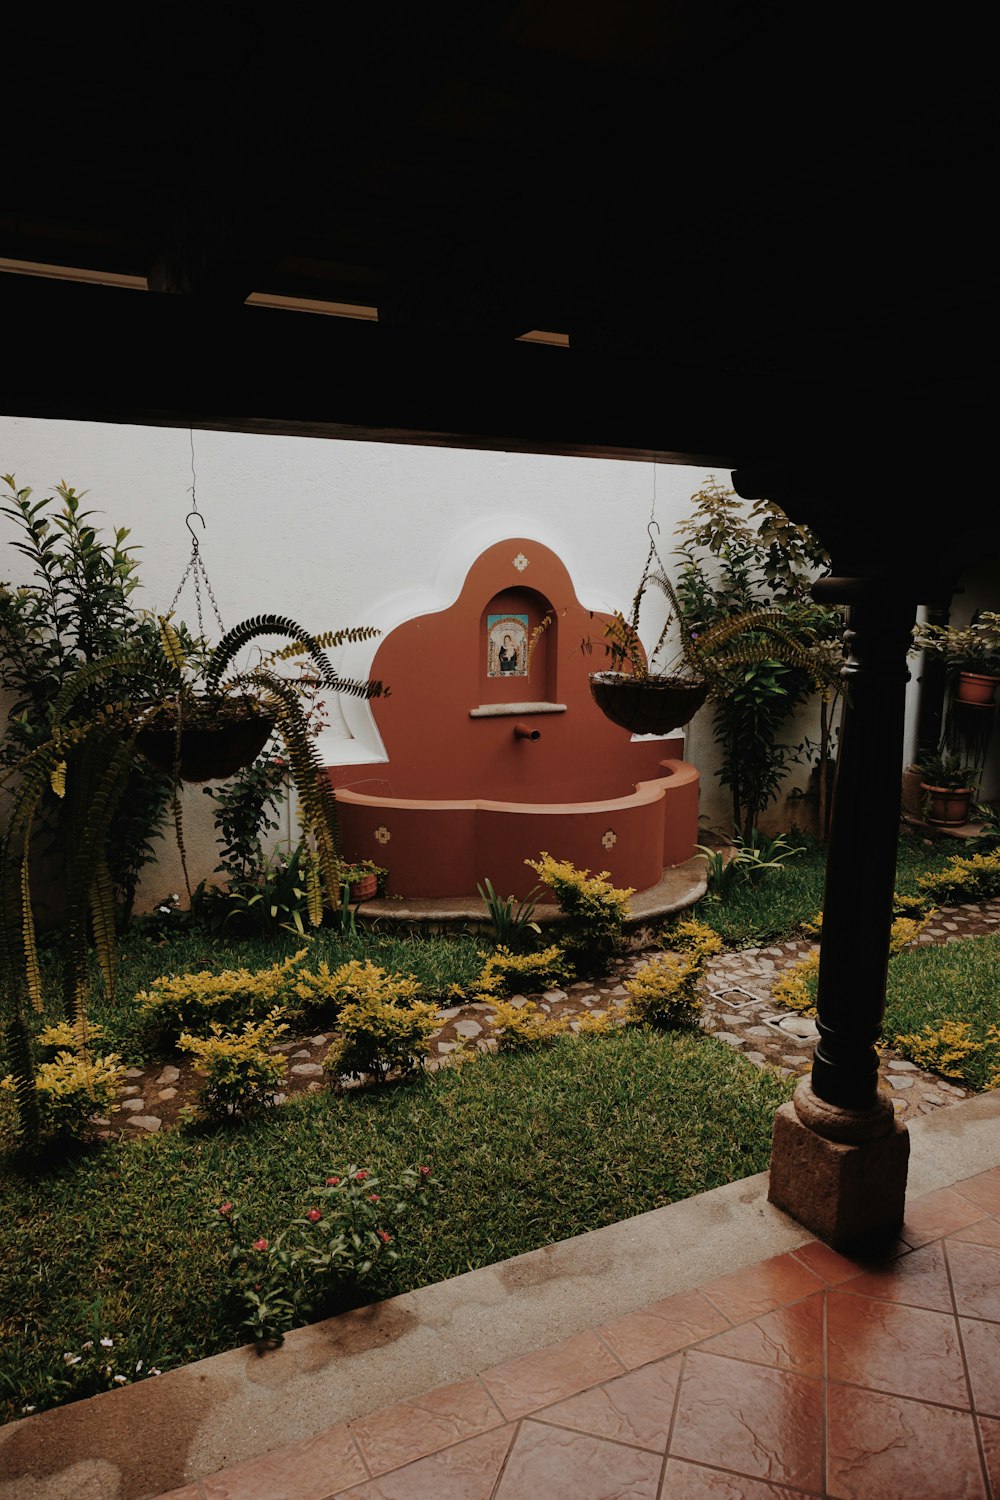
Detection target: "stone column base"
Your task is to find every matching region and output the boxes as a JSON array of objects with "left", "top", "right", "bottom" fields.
[{"left": 768, "top": 1086, "right": 910, "bottom": 1254}]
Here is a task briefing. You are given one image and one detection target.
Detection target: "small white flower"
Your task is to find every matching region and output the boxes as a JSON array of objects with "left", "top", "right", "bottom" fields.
[
  {"left": 81, "top": 1340, "right": 93, "bottom": 1350},
  {"left": 135, "top": 1360, "right": 143, "bottom": 1372},
  {"left": 150, "top": 1368, "right": 162, "bottom": 1376},
  {"left": 62, "top": 1353, "right": 82, "bottom": 1366},
  {"left": 21, "top": 1405, "right": 36, "bottom": 1413},
  {"left": 113, "top": 1375, "right": 127, "bottom": 1384},
  {"left": 100, "top": 1337, "right": 114, "bottom": 1348},
  {"left": 172, "top": 893, "right": 180, "bottom": 903}
]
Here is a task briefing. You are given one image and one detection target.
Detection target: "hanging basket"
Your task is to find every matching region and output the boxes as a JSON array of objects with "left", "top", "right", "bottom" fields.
[
  {"left": 589, "top": 671, "right": 709, "bottom": 735},
  {"left": 135, "top": 700, "right": 276, "bottom": 782}
]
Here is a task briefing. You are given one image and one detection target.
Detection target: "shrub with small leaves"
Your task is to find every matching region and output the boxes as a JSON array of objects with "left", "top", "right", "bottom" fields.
[
  {"left": 37, "top": 1021, "right": 106, "bottom": 1056},
  {"left": 663, "top": 917, "right": 724, "bottom": 962},
  {"left": 136, "top": 949, "right": 308, "bottom": 1045},
  {"left": 917, "top": 851, "right": 1000, "bottom": 905},
  {"left": 771, "top": 950, "right": 820, "bottom": 1015},
  {"left": 472, "top": 943, "right": 573, "bottom": 1002},
  {"left": 323, "top": 967, "right": 438, "bottom": 1084},
  {"left": 215, "top": 1164, "right": 434, "bottom": 1340},
  {"left": 179, "top": 1011, "right": 288, "bottom": 1119},
  {"left": 894, "top": 1020, "right": 983, "bottom": 1081},
  {"left": 524, "top": 854, "right": 633, "bottom": 971},
  {"left": 623, "top": 953, "right": 702, "bottom": 1029},
  {"left": 487, "top": 999, "right": 567, "bottom": 1051},
  {"left": 34, "top": 1051, "right": 127, "bottom": 1142},
  {"left": 0, "top": 1074, "right": 20, "bottom": 1151},
  {"left": 888, "top": 914, "right": 933, "bottom": 953},
  {"left": 572, "top": 1009, "right": 616, "bottom": 1036}
]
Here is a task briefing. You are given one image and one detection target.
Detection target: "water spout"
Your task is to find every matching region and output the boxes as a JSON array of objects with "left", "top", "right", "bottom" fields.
[{"left": 513, "top": 722, "right": 541, "bottom": 741}]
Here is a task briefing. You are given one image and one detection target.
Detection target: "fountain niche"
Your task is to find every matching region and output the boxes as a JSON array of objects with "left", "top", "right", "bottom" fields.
[{"left": 326, "top": 539, "right": 700, "bottom": 899}]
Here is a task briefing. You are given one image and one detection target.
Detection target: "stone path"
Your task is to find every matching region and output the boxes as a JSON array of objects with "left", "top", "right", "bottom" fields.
[{"left": 102, "top": 898, "right": 1000, "bottom": 1134}]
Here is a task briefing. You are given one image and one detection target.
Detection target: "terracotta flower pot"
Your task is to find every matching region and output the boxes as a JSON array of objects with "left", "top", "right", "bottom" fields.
[
  {"left": 589, "top": 671, "right": 708, "bottom": 735},
  {"left": 956, "top": 671, "right": 1000, "bottom": 706},
  {"left": 920, "top": 782, "right": 973, "bottom": 826},
  {"left": 344, "top": 872, "right": 378, "bottom": 902}
]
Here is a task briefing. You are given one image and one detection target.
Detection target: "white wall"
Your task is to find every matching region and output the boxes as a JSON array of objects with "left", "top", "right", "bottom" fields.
[{"left": 1, "top": 415, "right": 842, "bottom": 900}]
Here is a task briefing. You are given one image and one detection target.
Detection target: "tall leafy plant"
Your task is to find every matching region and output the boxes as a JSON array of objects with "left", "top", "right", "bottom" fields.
[
  {"left": 0, "top": 476, "right": 173, "bottom": 925},
  {"left": 672, "top": 479, "right": 843, "bottom": 839}
]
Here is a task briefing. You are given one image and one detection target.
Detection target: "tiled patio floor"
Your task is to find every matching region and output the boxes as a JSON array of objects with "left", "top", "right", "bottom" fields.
[{"left": 157, "top": 1166, "right": 1000, "bottom": 1499}]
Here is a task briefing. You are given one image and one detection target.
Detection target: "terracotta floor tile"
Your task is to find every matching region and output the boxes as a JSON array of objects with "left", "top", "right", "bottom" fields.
[
  {"left": 978, "top": 1414, "right": 1000, "bottom": 1497},
  {"left": 839, "top": 1240, "right": 956, "bottom": 1313},
  {"left": 791, "top": 1239, "right": 871, "bottom": 1286},
  {"left": 948, "top": 1240, "right": 1000, "bottom": 1322},
  {"left": 900, "top": 1187, "right": 987, "bottom": 1248},
  {"left": 826, "top": 1384, "right": 987, "bottom": 1499},
  {"left": 658, "top": 1460, "right": 804, "bottom": 1497},
  {"left": 493, "top": 1420, "right": 663, "bottom": 1499},
  {"left": 949, "top": 1216, "right": 1000, "bottom": 1249},
  {"left": 480, "top": 1328, "right": 624, "bottom": 1420},
  {"left": 668, "top": 1350, "right": 823, "bottom": 1493},
  {"left": 699, "top": 1251, "right": 825, "bottom": 1325},
  {"left": 338, "top": 1427, "right": 514, "bottom": 1500},
  {"left": 536, "top": 1356, "right": 681, "bottom": 1452},
  {"left": 696, "top": 1290, "right": 824, "bottom": 1378},
  {"left": 961, "top": 1319, "right": 1000, "bottom": 1418},
  {"left": 954, "top": 1168, "right": 1000, "bottom": 1216},
  {"left": 200, "top": 1424, "right": 367, "bottom": 1500},
  {"left": 826, "top": 1290, "right": 968, "bottom": 1407},
  {"left": 597, "top": 1289, "right": 729, "bottom": 1371},
  {"left": 348, "top": 1377, "right": 503, "bottom": 1476}
]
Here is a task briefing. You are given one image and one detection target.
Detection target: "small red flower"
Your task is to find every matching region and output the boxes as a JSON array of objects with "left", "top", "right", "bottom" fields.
[
  {"left": 252, "top": 1238, "right": 269, "bottom": 1252},
  {"left": 306, "top": 1208, "right": 322, "bottom": 1222},
  {"left": 377, "top": 1229, "right": 392, "bottom": 1244},
  {"left": 325, "top": 1176, "right": 341, "bottom": 1186},
  {"left": 218, "top": 1202, "right": 234, "bottom": 1215},
  {"left": 367, "top": 1194, "right": 380, "bottom": 1203},
  {"left": 418, "top": 1166, "right": 432, "bottom": 1178},
  {"left": 354, "top": 1169, "right": 370, "bottom": 1181}
]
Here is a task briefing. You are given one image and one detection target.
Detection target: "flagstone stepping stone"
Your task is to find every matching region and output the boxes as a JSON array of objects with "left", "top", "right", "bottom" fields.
[
  {"left": 454, "top": 1019, "right": 483, "bottom": 1038},
  {"left": 119, "top": 1098, "right": 146, "bottom": 1112},
  {"left": 290, "top": 1049, "right": 310, "bottom": 1059},
  {"left": 125, "top": 1067, "right": 145, "bottom": 1079},
  {"left": 157, "top": 1088, "right": 177, "bottom": 1101},
  {"left": 290, "top": 1062, "right": 324, "bottom": 1077},
  {"left": 778, "top": 1016, "right": 819, "bottom": 1040},
  {"left": 309, "top": 1035, "right": 328, "bottom": 1047},
  {"left": 887, "top": 1076, "right": 914, "bottom": 1089},
  {"left": 436, "top": 1007, "right": 462, "bottom": 1020},
  {"left": 714, "top": 1032, "right": 744, "bottom": 1046},
  {"left": 888, "top": 1060, "right": 918, "bottom": 1071},
  {"left": 156, "top": 1066, "right": 180, "bottom": 1085},
  {"left": 122, "top": 1085, "right": 141, "bottom": 1097},
  {"left": 125, "top": 1115, "right": 161, "bottom": 1131}
]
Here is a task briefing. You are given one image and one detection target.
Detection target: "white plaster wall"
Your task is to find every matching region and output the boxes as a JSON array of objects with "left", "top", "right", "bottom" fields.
[{"left": 0, "top": 415, "right": 843, "bottom": 901}]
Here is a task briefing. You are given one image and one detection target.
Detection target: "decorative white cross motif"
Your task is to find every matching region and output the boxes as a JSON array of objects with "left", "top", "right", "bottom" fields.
[
  {"left": 512, "top": 552, "right": 530, "bottom": 573},
  {"left": 602, "top": 829, "right": 617, "bottom": 850},
  {"left": 374, "top": 825, "right": 392, "bottom": 845}
]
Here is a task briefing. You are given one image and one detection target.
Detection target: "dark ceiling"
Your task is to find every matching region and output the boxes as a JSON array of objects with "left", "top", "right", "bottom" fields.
[{"left": 0, "top": 2, "right": 996, "bottom": 513}]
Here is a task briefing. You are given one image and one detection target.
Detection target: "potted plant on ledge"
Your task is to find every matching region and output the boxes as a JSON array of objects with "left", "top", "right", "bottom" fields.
[
  {"left": 917, "top": 751, "right": 979, "bottom": 826},
  {"left": 587, "top": 525, "right": 835, "bottom": 736},
  {"left": 914, "top": 612, "right": 1000, "bottom": 705}
]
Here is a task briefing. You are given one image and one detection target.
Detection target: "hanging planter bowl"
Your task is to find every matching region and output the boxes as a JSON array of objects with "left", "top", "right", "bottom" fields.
[
  {"left": 135, "top": 701, "right": 276, "bottom": 782},
  {"left": 588, "top": 672, "right": 709, "bottom": 735}
]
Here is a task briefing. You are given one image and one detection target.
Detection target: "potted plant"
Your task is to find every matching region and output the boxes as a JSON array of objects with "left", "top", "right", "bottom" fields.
[
  {"left": 914, "top": 612, "right": 1000, "bottom": 705},
  {"left": 341, "top": 859, "right": 386, "bottom": 902},
  {"left": 917, "top": 751, "right": 979, "bottom": 826},
  {"left": 587, "top": 526, "right": 834, "bottom": 736}
]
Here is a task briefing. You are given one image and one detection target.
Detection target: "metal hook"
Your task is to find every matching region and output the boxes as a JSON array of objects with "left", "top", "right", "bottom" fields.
[
  {"left": 185, "top": 510, "right": 206, "bottom": 551},
  {"left": 646, "top": 519, "right": 661, "bottom": 543}
]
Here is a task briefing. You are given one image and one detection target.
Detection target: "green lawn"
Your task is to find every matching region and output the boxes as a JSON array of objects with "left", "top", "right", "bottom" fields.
[
  {"left": 0, "top": 1029, "right": 791, "bottom": 1422},
  {"left": 885, "top": 932, "right": 1000, "bottom": 1090}
]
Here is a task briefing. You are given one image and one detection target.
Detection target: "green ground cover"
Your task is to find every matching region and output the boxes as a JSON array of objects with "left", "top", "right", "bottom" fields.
[
  {"left": 884, "top": 933, "right": 1000, "bottom": 1090},
  {"left": 0, "top": 1029, "right": 791, "bottom": 1422}
]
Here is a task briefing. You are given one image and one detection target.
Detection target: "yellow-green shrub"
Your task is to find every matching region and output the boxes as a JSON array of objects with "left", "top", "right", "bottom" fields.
[
  {"left": 487, "top": 999, "right": 566, "bottom": 1051},
  {"left": 179, "top": 1011, "right": 288, "bottom": 1119},
  {"left": 917, "top": 850, "right": 1000, "bottom": 905},
  {"left": 37, "top": 1021, "right": 106, "bottom": 1055},
  {"left": 35, "top": 1051, "right": 127, "bottom": 1141},
  {"left": 888, "top": 914, "right": 933, "bottom": 953},
  {"left": 0, "top": 1074, "right": 21, "bottom": 1150},
  {"left": 623, "top": 954, "right": 702, "bottom": 1029},
  {"left": 664, "top": 917, "right": 723, "bottom": 962},
  {"left": 525, "top": 854, "right": 633, "bottom": 970},
  {"left": 324, "top": 967, "right": 439, "bottom": 1084},
  {"left": 894, "top": 1020, "right": 982, "bottom": 1081},
  {"left": 303, "top": 959, "right": 422, "bottom": 1010},
  {"left": 473, "top": 944, "right": 573, "bottom": 1002},
  {"left": 573, "top": 1009, "right": 616, "bottom": 1036},
  {"left": 771, "top": 951, "right": 820, "bottom": 1015},
  {"left": 137, "top": 949, "right": 308, "bottom": 1044}
]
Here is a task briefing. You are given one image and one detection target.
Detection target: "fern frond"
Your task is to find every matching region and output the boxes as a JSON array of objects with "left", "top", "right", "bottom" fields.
[
  {"left": 49, "top": 653, "right": 173, "bottom": 725},
  {"left": 88, "top": 852, "right": 118, "bottom": 1008},
  {"left": 158, "top": 616, "right": 188, "bottom": 673},
  {"left": 49, "top": 759, "right": 67, "bottom": 798},
  {"left": 209, "top": 615, "right": 387, "bottom": 701},
  {"left": 264, "top": 625, "right": 382, "bottom": 664}
]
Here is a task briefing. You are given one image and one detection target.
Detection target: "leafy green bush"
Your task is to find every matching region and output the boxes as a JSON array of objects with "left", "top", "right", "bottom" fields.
[
  {"left": 323, "top": 966, "right": 439, "bottom": 1083},
  {"left": 476, "top": 878, "right": 543, "bottom": 950},
  {"left": 179, "top": 1012, "right": 289, "bottom": 1119},
  {"left": 215, "top": 1164, "right": 433, "bottom": 1340},
  {"left": 472, "top": 943, "right": 573, "bottom": 1001},
  {"left": 624, "top": 954, "right": 702, "bottom": 1029},
  {"left": 136, "top": 949, "right": 308, "bottom": 1045},
  {"left": 487, "top": 1000, "right": 566, "bottom": 1051},
  {"left": 525, "top": 854, "right": 633, "bottom": 971},
  {"left": 33, "top": 1051, "right": 126, "bottom": 1143},
  {"left": 917, "top": 850, "right": 1000, "bottom": 904}
]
